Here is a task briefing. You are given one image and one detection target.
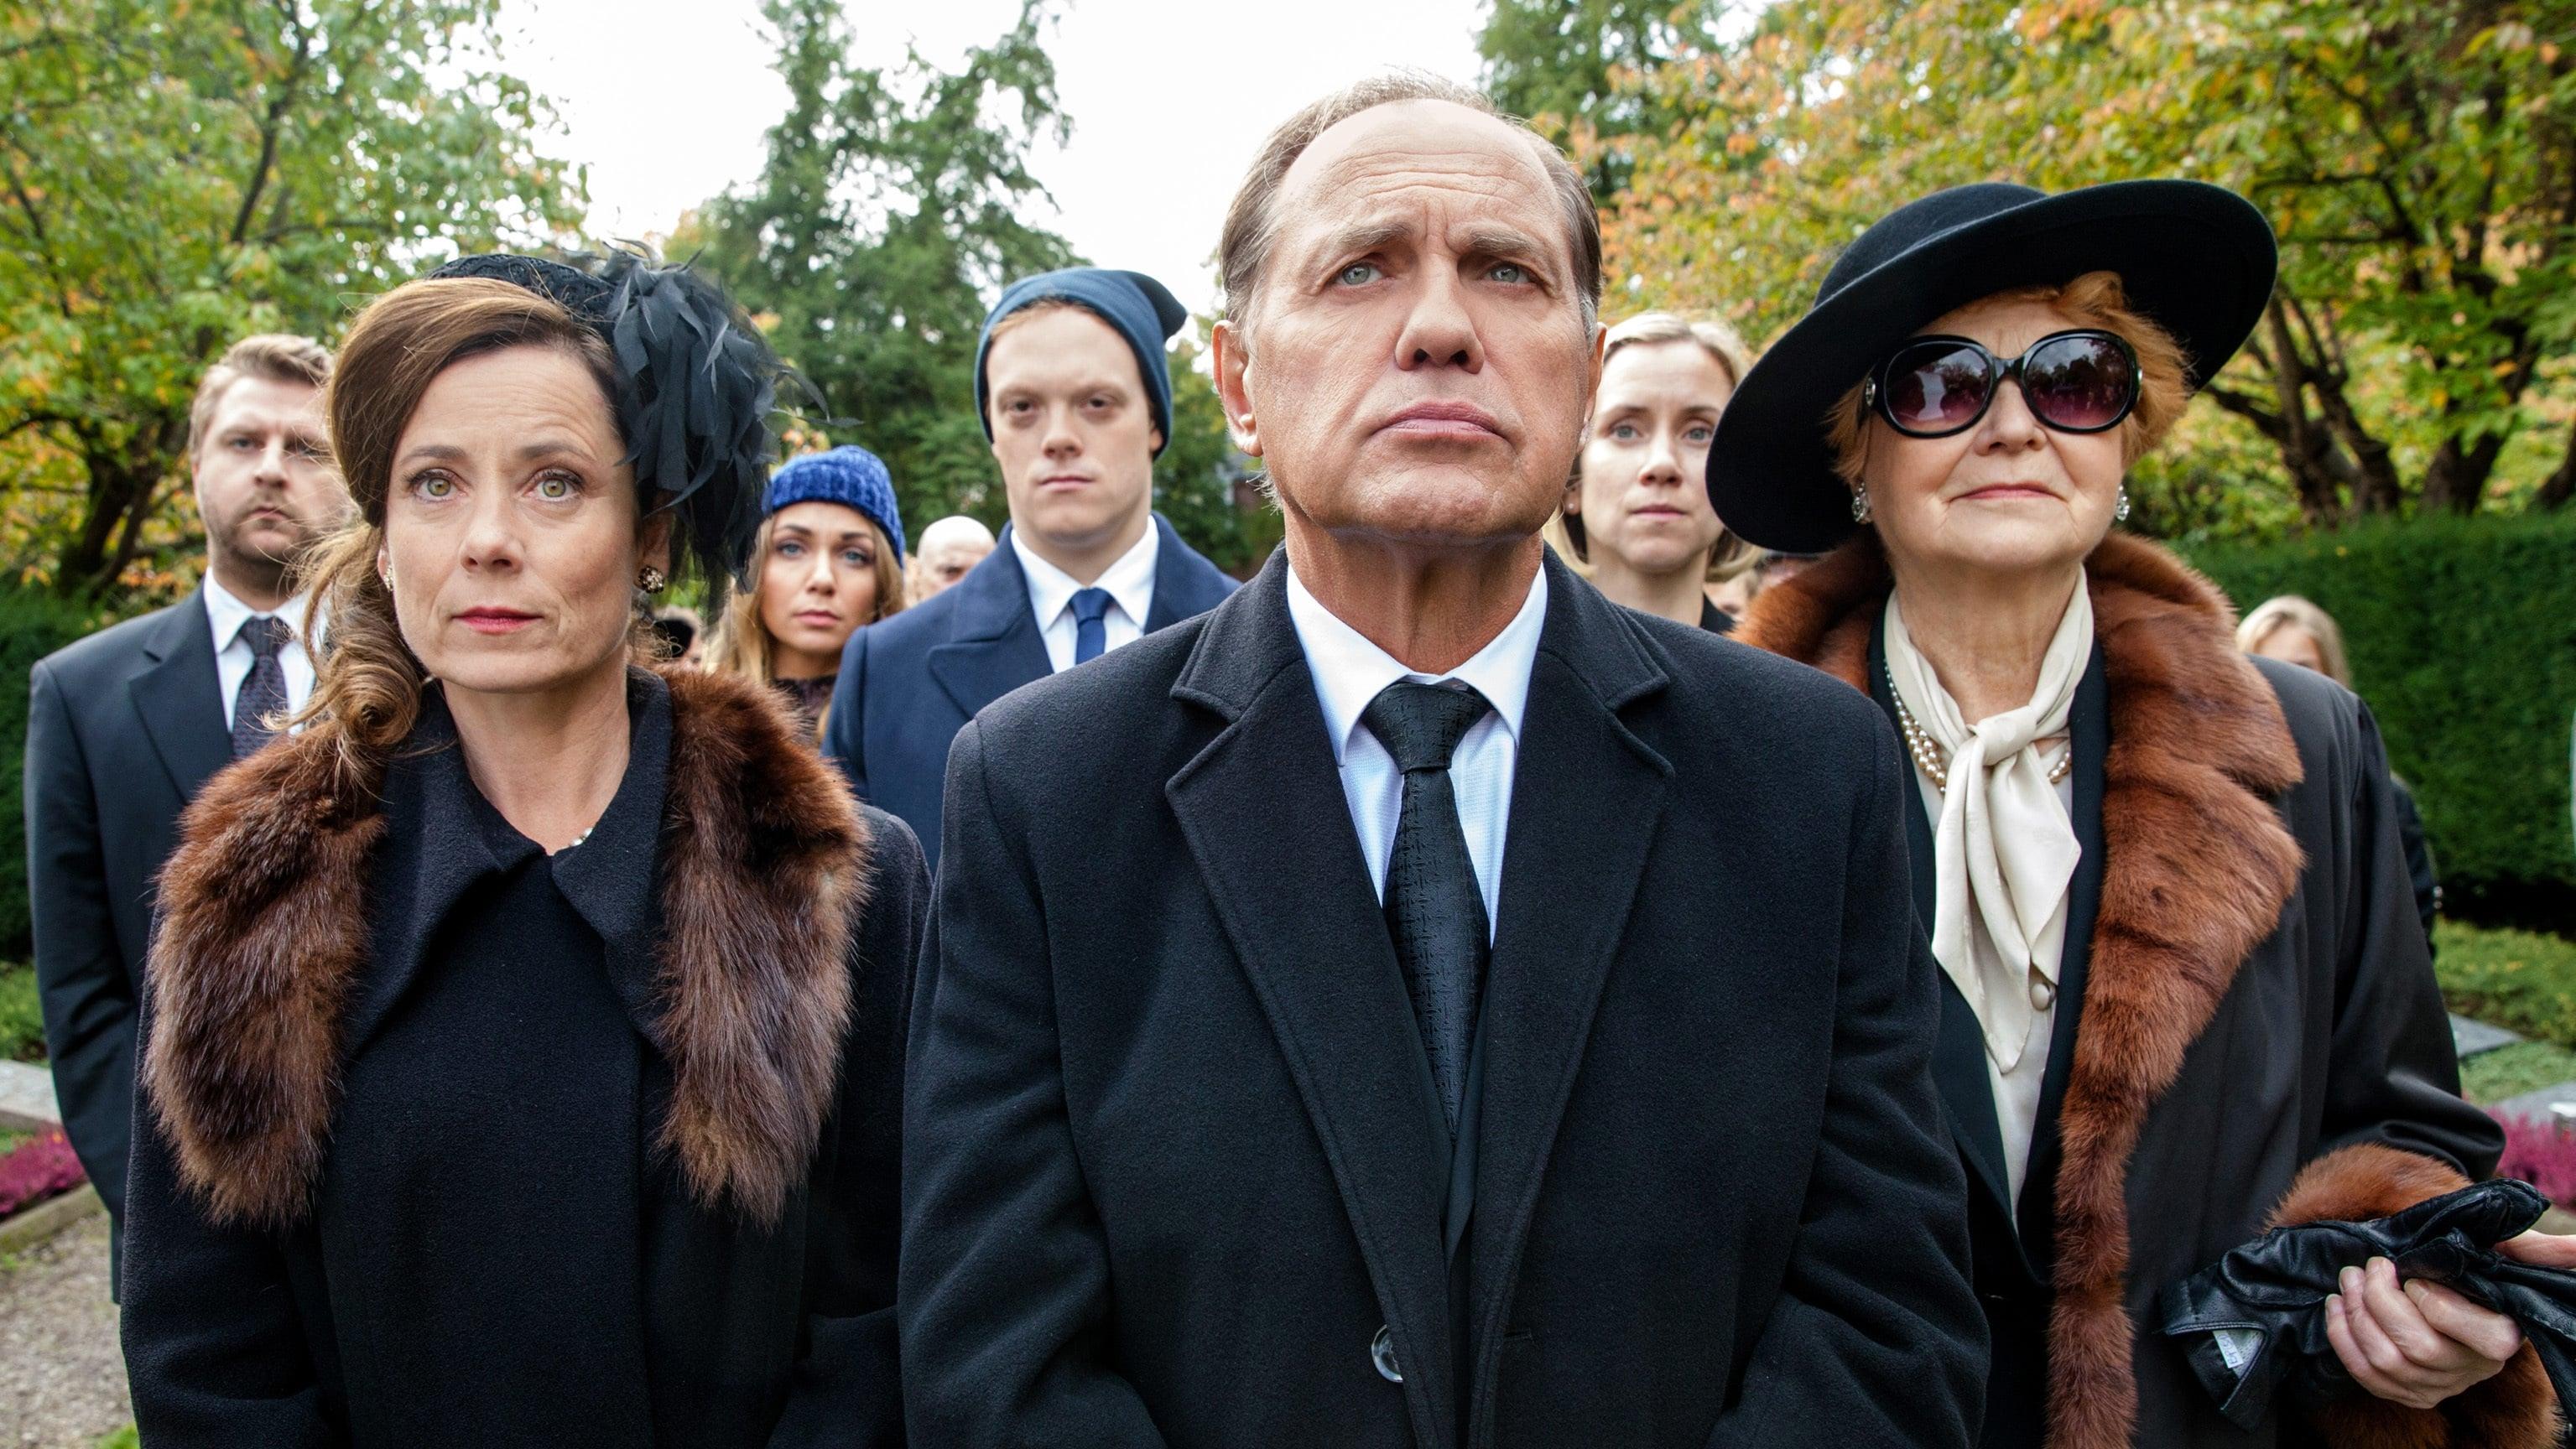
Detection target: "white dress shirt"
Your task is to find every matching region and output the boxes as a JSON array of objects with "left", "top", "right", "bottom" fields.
[
  {"left": 1012, "top": 523, "right": 1159, "bottom": 673},
  {"left": 1285, "top": 564, "right": 1548, "bottom": 938},
  {"left": 202, "top": 573, "right": 317, "bottom": 733}
]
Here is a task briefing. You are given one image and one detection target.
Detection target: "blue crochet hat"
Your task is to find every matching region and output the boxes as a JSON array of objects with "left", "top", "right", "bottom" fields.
[
  {"left": 764, "top": 445, "right": 905, "bottom": 562},
  {"left": 974, "top": 267, "right": 1189, "bottom": 457}
]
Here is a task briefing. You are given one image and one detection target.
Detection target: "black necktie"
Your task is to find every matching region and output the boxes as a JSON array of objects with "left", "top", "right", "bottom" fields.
[
  {"left": 1361, "top": 679, "right": 1493, "bottom": 1139},
  {"left": 231, "top": 614, "right": 292, "bottom": 760}
]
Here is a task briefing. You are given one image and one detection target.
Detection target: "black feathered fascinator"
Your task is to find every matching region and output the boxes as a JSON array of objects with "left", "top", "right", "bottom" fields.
[{"left": 428, "top": 249, "right": 812, "bottom": 595}]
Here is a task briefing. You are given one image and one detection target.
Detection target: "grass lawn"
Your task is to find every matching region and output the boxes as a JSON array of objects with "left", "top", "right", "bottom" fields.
[
  {"left": 0, "top": 963, "right": 41, "bottom": 1062},
  {"left": 2437, "top": 922, "right": 2576, "bottom": 1052},
  {"left": 2459, "top": 1039, "right": 2576, "bottom": 1107}
]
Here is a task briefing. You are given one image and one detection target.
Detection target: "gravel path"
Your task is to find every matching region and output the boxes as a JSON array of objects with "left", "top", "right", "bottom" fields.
[{"left": 0, "top": 1213, "right": 130, "bottom": 1447}]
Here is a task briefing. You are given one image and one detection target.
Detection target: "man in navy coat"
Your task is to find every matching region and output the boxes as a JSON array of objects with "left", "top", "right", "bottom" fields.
[{"left": 822, "top": 267, "right": 1236, "bottom": 870}]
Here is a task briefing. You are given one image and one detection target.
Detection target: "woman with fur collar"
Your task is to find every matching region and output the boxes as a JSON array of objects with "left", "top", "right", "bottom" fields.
[
  {"left": 118, "top": 254, "right": 924, "bottom": 1448},
  {"left": 1715, "top": 182, "right": 2559, "bottom": 1449}
]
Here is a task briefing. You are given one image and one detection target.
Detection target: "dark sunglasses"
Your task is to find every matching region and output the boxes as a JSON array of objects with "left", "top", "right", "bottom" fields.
[{"left": 1861, "top": 329, "right": 2141, "bottom": 439}]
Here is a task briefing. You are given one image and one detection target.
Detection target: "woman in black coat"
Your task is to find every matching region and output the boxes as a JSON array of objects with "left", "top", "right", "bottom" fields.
[
  {"left": 119, "top": 253, "right": 924, "bottom": 1447},
  {"left": 1717, "top": 182, "right": 2563, "bottom": 1449}
]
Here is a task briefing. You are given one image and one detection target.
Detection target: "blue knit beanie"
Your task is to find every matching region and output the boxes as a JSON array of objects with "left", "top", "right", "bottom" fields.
[
  {"left": 763, "top": 445, "right": 905, "bottom": 562},
  {"left": 974, "top": 267, "right": 1189, "bottom": 457}
]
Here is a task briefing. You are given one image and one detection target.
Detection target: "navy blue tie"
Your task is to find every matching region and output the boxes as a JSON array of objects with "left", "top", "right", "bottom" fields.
[
  {"left": 1361, "top": 679, "right": 1493, "bottom": 1139},
  {"left": 231, "top": 615, "right": 292, "bottom": 760},
  {"left": 1069, "top": 587, "right": 1113, "bottom": 665}
]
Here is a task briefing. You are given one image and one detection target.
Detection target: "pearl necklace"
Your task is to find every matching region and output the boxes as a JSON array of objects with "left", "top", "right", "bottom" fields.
[{"left": 1888, "top": 667, "right": 2073, "bottom": 792}]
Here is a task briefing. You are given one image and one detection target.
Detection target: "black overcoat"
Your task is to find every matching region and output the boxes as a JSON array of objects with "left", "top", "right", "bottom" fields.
[
  {"left": 900, "top": 550, "right": 1988, "bottom": 1448},
  {"left": 24, "top": 589, "right": 232, "bottom": 1265},
  {"left": 118, "top": 668, "right": 921, "bottom": 1448},
  {"left": 1741, "top": 533, "right": 2548, "bottom": 1449}
]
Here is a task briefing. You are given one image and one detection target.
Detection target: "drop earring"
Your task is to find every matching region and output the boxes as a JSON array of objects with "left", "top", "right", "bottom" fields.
[
  {"left": 2114, "top": 486, "right": 2132, "bottom": 524},
  {"left": 1850, "top": 489, "right": 1873, "bottom": 524}
]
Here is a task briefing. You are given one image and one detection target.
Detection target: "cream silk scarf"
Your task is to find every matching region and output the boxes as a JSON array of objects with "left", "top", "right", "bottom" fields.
[{"left": 1884, "top": 579, "right": 2093, "bottom": 1072}]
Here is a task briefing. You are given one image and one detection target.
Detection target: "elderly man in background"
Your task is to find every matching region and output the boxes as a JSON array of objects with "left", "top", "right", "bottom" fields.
[
  {"left": 908, "top": 514, "right": 997, "bottom": 602},
  {"left": 900, "top": 75, "right": 1983, "bottom": 1448},
  {"left": 24, "top": 334, "right": 344, "bottom": 1291}
]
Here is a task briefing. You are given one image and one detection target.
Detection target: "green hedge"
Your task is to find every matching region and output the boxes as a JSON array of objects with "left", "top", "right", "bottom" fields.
[
  {"left": 0, "top": 588, "right": 129, "bottom": 960},
  {"left": 2180, "top": 512, "right": 2576, "bottom": 925}
]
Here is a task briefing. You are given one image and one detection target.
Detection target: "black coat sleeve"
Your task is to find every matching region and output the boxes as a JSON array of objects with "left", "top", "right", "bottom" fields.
[
  {"left": 769, "top": 807, "right": 929, "bottom": 1449},
  {"left": 821, "top": 625, "right": 870, "bottom": 799},
  {"left": 898, "top": 719, "right": 1171, "bottom": 1448},
  {"left": 24, "top": 657, "right": 136, "bottom": 1223},
  {"left": 119, "top": 970, "right": 336, "bottom": 1446},
  {"left": 2388, "top": 776, "right": 2439, "bottom": 955},
  {"left": 2317, "top": 699, "right": 2499, "bottom": 1182},
  {"left": 1704, "top": 718, "right": 1987, "bottom": 1449}
]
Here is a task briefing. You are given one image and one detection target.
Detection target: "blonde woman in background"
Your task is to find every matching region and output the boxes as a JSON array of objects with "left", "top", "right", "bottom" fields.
[
  {"left": 1546, "top": 311, "right": 1757, "bottom": 631},
  {"left": 710, "top": 445, "right": 909, "bottom": 740},
  {"left": 2241, "top": 593, "right": 2441, "bottom": 945}
]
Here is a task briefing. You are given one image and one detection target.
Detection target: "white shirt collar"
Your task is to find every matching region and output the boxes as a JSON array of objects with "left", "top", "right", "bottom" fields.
[
  {"left": 202, "top": 571, "right": 300, "bottom": 650},
  {"left": 1011, "top": 520, "right": 1160, "bottom": 630},
  {"left": 1285, "top": 560, "right": 1547, "bottom": 766}
]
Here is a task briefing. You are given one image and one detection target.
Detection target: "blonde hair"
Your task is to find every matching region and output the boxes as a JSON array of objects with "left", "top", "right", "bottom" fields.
[
  {"left": 187, "top": 334, "right": 333, "bottom": 464},
  {"left": 706, "top": 510, "right": 908, "bottom": 733},
  {"left": 1553, "top": 312, "right": 1760, "bottom": 579},
  {"left": 2238, "top": 594, "right": 2351, "bottom": 688},
  {"left": 289, "top": 278, "right": 629, "bottom": 775},
  {"left": 1824, "top": 270, "right": 2193, "bottom": 492}
]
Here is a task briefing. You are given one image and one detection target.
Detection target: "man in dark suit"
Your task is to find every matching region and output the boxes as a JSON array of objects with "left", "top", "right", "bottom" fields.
[
  {"left": 899, "top": 76, "right": 1985, "bottom": 1448},
  {"left": 25, "top": 334, "right": 341, "bottom": 1281},
  {"left": 823, "top": 267, "right": 1236, "bottom": 870}
]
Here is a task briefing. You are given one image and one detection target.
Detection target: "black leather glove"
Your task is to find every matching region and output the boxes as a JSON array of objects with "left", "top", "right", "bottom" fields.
[{"left": 2157, "top": 1177, "right": 2575, "bottom": 1429}]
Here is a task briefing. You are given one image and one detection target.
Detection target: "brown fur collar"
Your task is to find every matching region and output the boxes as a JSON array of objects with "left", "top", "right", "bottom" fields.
[
  {"left": 1747, "top": 532, "right": 2316, "bottom": 1446},
  {"left": 143, "top": 667, "right": 869, "bottom": 1231}
]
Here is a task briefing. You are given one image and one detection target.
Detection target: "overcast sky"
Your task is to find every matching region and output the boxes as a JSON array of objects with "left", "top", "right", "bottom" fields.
[{"left": 489, "top": 0, "right": 1488, "bottom": 314}]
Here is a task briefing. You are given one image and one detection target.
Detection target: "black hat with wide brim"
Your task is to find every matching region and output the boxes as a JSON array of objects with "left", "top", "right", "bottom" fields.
[{"left": 1705, "top": 180, "right": 2277, "bottom": 553}]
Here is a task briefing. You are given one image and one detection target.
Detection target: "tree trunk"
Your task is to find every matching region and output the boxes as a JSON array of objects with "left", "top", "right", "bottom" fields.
[
  {"left": 2537, "top": 421, "right": 2575, "bottom": 510},
  {"left": 57, "top": 424, "right": 180, "bottom": 596},
  {"left": 2421, "top": 430, "right": 2506, "bottom": 514}
]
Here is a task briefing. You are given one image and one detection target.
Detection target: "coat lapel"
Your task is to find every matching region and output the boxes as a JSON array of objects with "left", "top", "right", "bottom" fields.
[
  {"left": 1166, "top": 556, "right": 1461, "bottom": 1449},
  {"left": 1865, "top": 622, "right": 2017, "bottom": 1223},
  {"left": 2016, "top": 645, "right": 2107, "bottom": 1256},
  {"left": 1142, "top": 513, "right": 1200, "bottom": 631},
  {"left": 128, "top": 589, "right": 230, "bottom": 802},
  {"left": 1460, "top": 559, "right": 1673, "bottom": 1438},
  {"left": 927, "top": 526, "right": 1055, "bottom": 721}
]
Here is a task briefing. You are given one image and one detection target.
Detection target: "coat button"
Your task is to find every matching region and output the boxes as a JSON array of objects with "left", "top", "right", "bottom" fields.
[{"left": 1371, "top": 1324, "right": 1402, "bottom": 1383}]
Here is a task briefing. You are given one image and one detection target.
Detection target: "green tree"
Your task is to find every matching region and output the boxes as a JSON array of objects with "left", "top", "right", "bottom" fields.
[
  {"left": 0, "top": 0, "right": 585, "bottom": 595},
  {"left": 686, "top": 0, "right": 1260, "bottom": 570},
  {"left": 1477, "top": 0, "right": 1727, "bottom": 196},
  {"left": 1585, "top": 0, "right": 2576, "bottom": 537}
]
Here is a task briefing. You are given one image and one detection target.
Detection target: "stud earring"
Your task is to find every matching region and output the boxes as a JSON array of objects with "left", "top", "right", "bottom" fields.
[
  {"left": 637, "top": 564, "right": 668, "bottom": 594},
  {"left": 1850, "top": 489, "right": 1873, "bottom": 524},
  {"left": 2114, "top": 486, "right": 2132, "bottom": 524}
]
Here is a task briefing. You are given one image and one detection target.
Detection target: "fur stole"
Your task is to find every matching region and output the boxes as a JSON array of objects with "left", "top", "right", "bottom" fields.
[{"left": 142, "top": 667, "right": 870, "bottom": 1231}]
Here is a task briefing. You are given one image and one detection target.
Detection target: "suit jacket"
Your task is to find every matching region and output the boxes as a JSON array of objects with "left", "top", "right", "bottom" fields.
[
  {"left": 25, "top": 590, "right": 230, "bottom": 1266},
  {"left": 822, "top": 512, "right": 1236, "bottom": 873},
  {"left": 899, "top": 549, "right": 1986, "bottom": 1449}
]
